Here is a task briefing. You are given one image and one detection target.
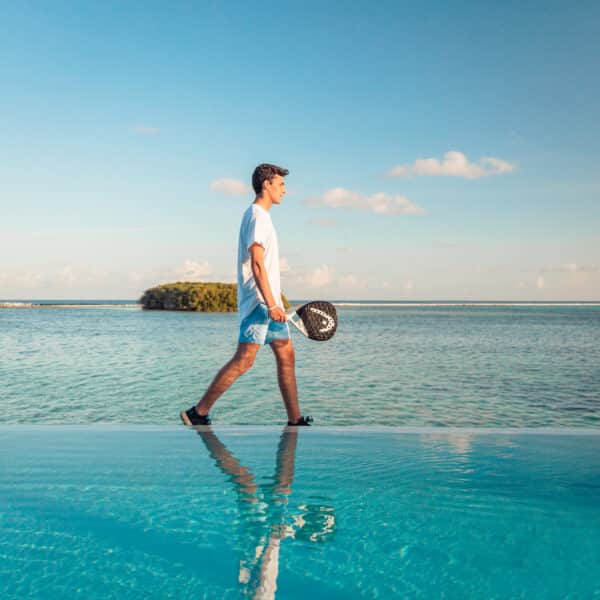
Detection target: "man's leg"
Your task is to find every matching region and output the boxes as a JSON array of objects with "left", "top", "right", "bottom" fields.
[
  {"left": 195, "top": 343, "right": 260, "bottom": 416},
  {"left": 270, "top": 339, "right": 301, "bottom": 423}
]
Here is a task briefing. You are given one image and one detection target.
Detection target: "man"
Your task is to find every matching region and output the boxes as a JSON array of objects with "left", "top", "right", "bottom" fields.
[{"left": 180, "top": 163, "right": 312, "bottom": 427}]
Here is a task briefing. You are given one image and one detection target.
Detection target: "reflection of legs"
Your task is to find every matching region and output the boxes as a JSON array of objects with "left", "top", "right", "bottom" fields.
[
  {"left": 195, "top": 343, "right": 260, "bottom": 416},
  {"left": 196, "top": 427, "right": 258, "bottom": 498},
  {"left": 256, "top": 429, "right": 299, "bottom": 597},
  {"left": 273, "top": 430, "right": 298, "bottom": 497},
  {"left": 270, "top": 339, "right": 300, "bottom": 423},
  {"left": 195, "top": 427, "right": 299, "bottom": 504},
  {"left": 195, "top": 427, "right": 300, "bottom": 598}
]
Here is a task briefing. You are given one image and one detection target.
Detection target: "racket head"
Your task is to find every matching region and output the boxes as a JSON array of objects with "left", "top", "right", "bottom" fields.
[{"left": 295, "top": 301, "right": 338, "bottom": 341}]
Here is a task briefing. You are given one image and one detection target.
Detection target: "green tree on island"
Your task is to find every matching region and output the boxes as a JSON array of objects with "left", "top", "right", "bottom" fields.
[{"left": 140, "top": 282, "right": 290, "bottom": 312}]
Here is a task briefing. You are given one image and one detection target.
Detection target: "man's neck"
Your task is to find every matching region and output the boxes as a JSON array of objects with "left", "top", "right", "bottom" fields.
[{"left": 254, "top": 195, "right": 272, "bottom": 211}]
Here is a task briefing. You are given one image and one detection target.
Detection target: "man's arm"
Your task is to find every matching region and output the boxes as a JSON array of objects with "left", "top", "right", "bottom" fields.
[{"left": 249, "top": 243, "right": 286, "bottom": 322}]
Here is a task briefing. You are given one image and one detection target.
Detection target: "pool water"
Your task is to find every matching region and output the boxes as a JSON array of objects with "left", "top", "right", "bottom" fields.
[{"left": 1, "top": 427, "right": 599, "bottom": 598}]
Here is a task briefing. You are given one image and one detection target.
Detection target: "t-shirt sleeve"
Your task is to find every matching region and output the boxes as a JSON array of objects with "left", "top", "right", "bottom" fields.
[{"left": 246, "top": 212, "right": 270, "bottom": 251}]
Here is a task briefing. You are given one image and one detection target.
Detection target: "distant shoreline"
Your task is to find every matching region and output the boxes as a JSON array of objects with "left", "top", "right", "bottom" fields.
[
  {"left": 0, "top": 301, "right": 141, "bottom": 309},
  {"left": 2, "top": 300, "right": 600, "bottom": 309}
]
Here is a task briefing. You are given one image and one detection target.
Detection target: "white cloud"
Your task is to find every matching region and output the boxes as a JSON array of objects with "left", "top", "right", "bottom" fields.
[
  {"left": 308, "top": 188, "right": 426, "bottom": 215},
  {"left": 536, "top": 276, "right": 545, "bottom": 289},
  {"left": 540, "top": 263, "right": 600, "bottom": 273},
  {"left": 388, "top": 151, "right": 516, "bottom": 179},
  {"left": 280, "top": 257, "right": 291, "bottom": 274},
  {"left": 29, "top": 225, "right": 177, "bottom": 237},
  {"left": 309, "top": 265, "right": 333, "bottom": 287},
  {"left": 309, "top": 218, "right": 338, "bottom": 227},
  {"left": 57, "top": 265, "right": 77, "bottom": 285},
  {"left": 210, "top": 178, "right": 251, "bottom": 196},
  {"left": 128, "top": 260, "right": 214, "bottom": 289},
  {"left": 404, "top": 279, "right": 414, "bottom": 290},
  {"left": 339, "top": 274, "right": 366, "bottom": 289},
  {"left": 516, "top": 281, "right": 526, "bottom": 289},
  {"left": 0, "top": 265, "right": 109, "bottom": 293},
  {"left": 433, "top": 241, "right": 476, "bottom": 249},
  {"left": 0, "top": 271, "right": 44, "bottom": 289},
  {"left": 134, "top": 125, "right": 160, "bottom": 135},
  {"left": 174, "top": 260, "right": 213, "bottom": 281}
]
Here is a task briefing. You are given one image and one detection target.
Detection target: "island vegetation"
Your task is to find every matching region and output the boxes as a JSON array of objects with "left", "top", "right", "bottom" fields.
[{"left": 139, "top": 282, "right": 290, "bottom": 312}]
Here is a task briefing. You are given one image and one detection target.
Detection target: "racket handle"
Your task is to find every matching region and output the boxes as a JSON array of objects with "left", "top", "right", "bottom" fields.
[{"left": 286, "top": 311, "right": 309, "bottom": 337}]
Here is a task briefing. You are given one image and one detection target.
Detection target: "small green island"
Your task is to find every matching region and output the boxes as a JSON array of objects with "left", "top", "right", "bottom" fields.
[{"left": 139, "top": 282, "right": 290, "bottom": 312}]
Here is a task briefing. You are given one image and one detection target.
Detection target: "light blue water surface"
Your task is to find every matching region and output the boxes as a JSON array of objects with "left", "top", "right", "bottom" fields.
[
  {"left": 1, "top": 427, "right": 599, "bottom": 599},
  {"left": 1, "top": 304, "right": 599, "bottom": 426}
]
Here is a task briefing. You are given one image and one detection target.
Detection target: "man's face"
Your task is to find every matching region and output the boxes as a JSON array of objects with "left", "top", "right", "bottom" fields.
[{"left": 265, "top": 174, "right": 286, "bottom": 204}]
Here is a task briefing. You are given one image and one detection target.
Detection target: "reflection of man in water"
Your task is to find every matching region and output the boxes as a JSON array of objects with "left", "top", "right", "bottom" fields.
[{"left": 196, "top": 427, "right": 335, "bottom": 598}]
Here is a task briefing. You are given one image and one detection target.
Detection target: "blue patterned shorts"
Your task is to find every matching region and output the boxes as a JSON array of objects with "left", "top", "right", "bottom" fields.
[{"left": 239, "top": 303, "right": 290, "bottom": 345}]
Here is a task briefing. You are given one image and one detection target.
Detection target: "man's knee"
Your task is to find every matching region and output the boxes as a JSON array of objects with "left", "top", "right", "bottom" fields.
[
  {"left": 233, "top": 344, "right": 259, "bottom": 374},
  {"left": 236, "top": 355, "right": 255, "bottom": 374},
  {"left": 271, "top": 339, "right": 295, "bottom": 365}
]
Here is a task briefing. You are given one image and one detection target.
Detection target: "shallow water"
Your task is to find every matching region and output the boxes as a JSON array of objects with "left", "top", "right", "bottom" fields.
[
  {"left": 1, "top": 304, "right": 599, "bottom": 426},
  {"left": 1, "top": 427, "right": 599, "bottom": 598}
]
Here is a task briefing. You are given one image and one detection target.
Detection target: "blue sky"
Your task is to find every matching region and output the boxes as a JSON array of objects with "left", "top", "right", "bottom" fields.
[{"left": 1, "top": 1, "right": 599, "bottom": 300}]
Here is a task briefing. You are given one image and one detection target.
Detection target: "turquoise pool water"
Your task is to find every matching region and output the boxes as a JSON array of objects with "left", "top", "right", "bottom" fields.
[{"left": 1, "top": 427, "right": 599, "bottom": 598}]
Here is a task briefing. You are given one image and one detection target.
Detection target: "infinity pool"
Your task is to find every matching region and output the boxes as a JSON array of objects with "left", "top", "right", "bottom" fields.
[{"left": 1, "top": 427, "right": 599, "bottom": 598}]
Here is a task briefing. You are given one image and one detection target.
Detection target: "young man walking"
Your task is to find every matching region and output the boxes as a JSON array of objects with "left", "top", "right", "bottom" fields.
[{"left": 180, "top": 163, "right": 312, "bottom": 427}]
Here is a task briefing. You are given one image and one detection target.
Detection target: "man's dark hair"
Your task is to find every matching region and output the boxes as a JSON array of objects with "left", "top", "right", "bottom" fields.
[{"left": 252, "top": 163, "right": 289, "bottom": 195}]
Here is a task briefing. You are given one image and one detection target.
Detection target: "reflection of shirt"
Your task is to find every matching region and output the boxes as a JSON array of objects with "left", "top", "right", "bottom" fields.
[{"left": 237, "top": 204, "right": 282, "bottom": 323}]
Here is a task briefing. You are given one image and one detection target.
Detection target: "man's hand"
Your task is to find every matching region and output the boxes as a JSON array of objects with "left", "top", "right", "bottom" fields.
[{"left": 269, "top": 306, "right": 287, "bottom": 322}]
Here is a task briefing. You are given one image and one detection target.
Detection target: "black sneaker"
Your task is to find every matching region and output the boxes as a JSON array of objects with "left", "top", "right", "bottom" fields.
[
  {"left": 287, "top": 415, "right": 313, "bottom": 426},
  {"left": 180, "top": 406, "right": 211, "bottom": 426}
]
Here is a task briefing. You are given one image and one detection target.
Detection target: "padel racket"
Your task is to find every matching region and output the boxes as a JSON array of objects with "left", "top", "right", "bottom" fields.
[{"left": 286, "top": 301, "right": 338, "bottom": 341}]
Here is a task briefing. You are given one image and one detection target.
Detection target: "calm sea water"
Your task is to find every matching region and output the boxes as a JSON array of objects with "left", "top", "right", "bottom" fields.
[
  {"left": 1, "top": 427, "right": 599, "bottom": 598},
  {"left": 1, "top": 303, "right": 599, "bottom": 426}
]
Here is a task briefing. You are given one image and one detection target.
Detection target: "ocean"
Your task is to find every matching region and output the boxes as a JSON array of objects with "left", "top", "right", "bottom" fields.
[{"left": 2, "top": 302, "right": 599, "bottom": 426}]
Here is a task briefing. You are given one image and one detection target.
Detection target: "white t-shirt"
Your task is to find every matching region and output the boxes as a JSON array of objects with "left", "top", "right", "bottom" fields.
[{"left": 237, "top": 203, "right": 282, "bottom": 322}]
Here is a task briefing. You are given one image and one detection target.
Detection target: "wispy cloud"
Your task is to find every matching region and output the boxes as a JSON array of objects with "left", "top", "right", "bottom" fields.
[
  {"left": 388, "top": 151, "right": 516, "bottom": 179},
  {"left": 433, "top": 241, "right": 477, "bottom": 250},
  {"left": 282, "top": 264, "right": 335, "bottom": 289},
  {"left": 0, "top": 271, "right": 44, "bottom": 289},
  {"left": 309, "top": 265, "right": 333, "bottom": 287},
  {"left": 174, "top": 260, "right": 213, "bottom": 281},
  {"left": 58, "top": 265, "right": 77, "bottom": 285},
  {"left": 210, "top": 178, "right": 251, "bottom": 196},
  {"left": 280, "top": 257, "right": 291, "bottom": 274},
  {"left": 339, "top": 274, "right": 366, "bottom": 289},
  {"left": 134, "top": 125, "right": 160, "bottom": 135},
  {"left": 0, "top": 265, "right": 109, "bottom": 291},
  {"left": 540, "top": 263, "right": 600, "bottom": 273},
  {"left": 309, "top": 218, "right": 338, "bottom": 227},
  {"left": 129, "top": 260, "right": 213, "bottom": 288},
  {"left": 28, "top": 225, "right": 177, "bottom": 237},
  {"left": 283, "top": 265, "right": 370, "bottom": 291},
  {"left": 308, "top": 188, "right": 426, "bottom": 215}
]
